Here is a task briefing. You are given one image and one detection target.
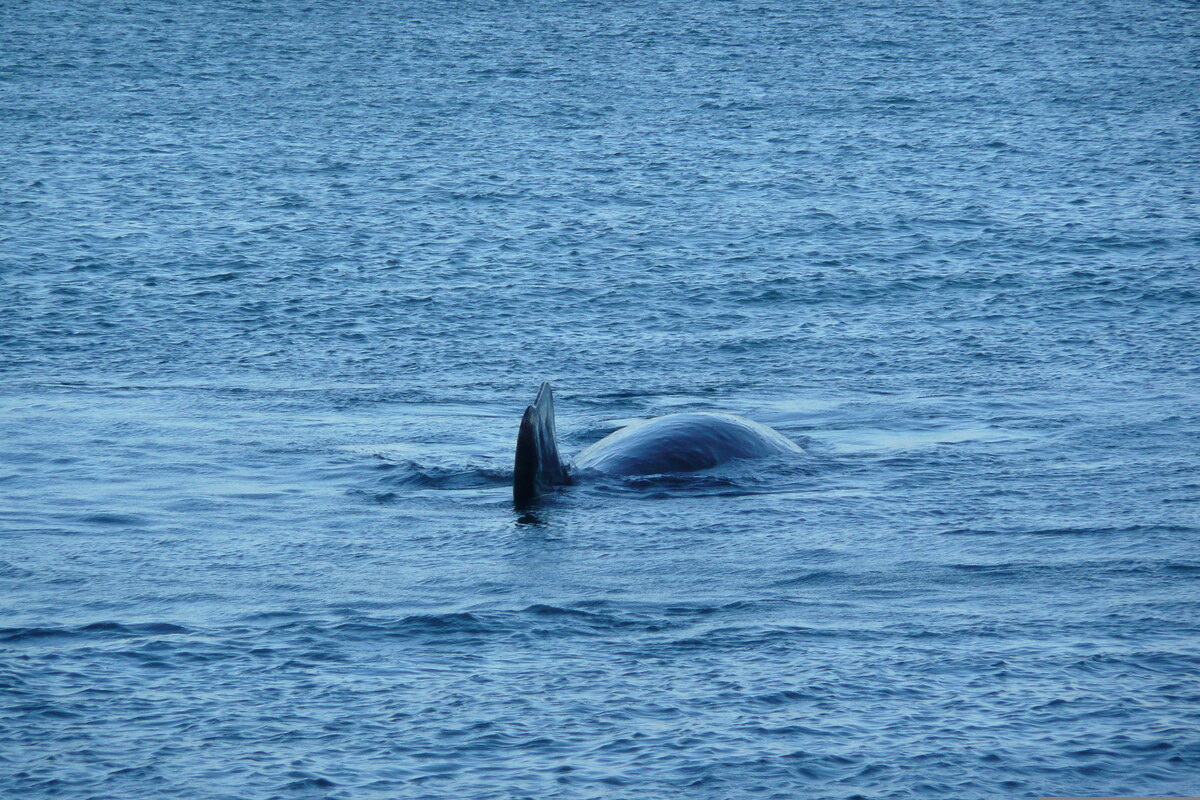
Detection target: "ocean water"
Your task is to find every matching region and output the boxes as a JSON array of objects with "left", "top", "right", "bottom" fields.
[{"left": 2, "top": 0, "right": 1199, "bottom": 797}]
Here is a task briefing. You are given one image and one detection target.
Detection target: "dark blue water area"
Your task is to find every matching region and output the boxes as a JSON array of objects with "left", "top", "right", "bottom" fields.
[{"left": 2, "top": 0, "right": 1199, "bottom": 797}]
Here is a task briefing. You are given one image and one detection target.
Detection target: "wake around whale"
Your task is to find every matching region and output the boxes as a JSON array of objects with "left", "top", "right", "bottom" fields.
[{"left": 513, "top": 383, "right": 804, "bottom": 504}]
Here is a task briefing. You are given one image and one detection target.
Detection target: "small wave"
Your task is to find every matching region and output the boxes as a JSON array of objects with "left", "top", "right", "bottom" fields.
[
  {"left": 75, "top": 512, "right": 148, "bottom": 527},
  {"left": 259, "top": 605, "right": 692, "bottom": 645},
  {"left": 0, "top": 561, "right": 34, "bottom": 579},
  {"left": 364, "top": 460, "right": 510, "bottom": 492},
  {"left": 771, "top": 570, "right": 850, "bottom": 587},
  {"left": 940, "top": 523, "right": 1197, "bottom": 537},
  {"left": 280, "top": 774, "right": 337, "bottom": 790},
  {"left": 581, "top": 458, "right": 819, "bottom": 499},
  {"left": 749, "top": 690, "right": 820, "bottom": 707},
  {"left": 0, "top": 621, "right": 190, "bottom": 644},
  {"left": 664, "top": 624, "right": 850, "bottom": 650}
]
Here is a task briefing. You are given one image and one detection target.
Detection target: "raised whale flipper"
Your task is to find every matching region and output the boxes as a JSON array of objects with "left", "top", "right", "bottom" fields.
[{"left": 513, "top": 382, "right": 570, "bottom": 504}]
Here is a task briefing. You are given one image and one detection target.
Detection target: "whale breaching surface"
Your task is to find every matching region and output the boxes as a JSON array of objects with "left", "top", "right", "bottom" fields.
[{"left": 513, "top": 383, "right": 804, "bottom": 504}]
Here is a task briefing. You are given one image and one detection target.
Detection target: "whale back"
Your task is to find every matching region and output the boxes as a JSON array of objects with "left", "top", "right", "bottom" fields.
[
  {"left": 573, "top": 412, "right": 802, "bottom": 476},
  {"left": 513, "top": 382, "right": 570, "bottom": 504}
]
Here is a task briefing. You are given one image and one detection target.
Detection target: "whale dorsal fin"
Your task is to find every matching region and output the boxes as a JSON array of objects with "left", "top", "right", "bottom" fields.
[{"left": 513, "top": 382, "right": 569, "bottom": 504}]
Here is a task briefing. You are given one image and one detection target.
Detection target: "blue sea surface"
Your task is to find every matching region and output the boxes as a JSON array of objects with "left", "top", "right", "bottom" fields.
[{"left": 2, "top": 0, "right": 1199, "bottom": 797}]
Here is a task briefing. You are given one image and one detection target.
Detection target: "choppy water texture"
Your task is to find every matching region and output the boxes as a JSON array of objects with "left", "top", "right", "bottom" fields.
[{"left": 3, "top": 0, "right": 1199, "bottom": 797}]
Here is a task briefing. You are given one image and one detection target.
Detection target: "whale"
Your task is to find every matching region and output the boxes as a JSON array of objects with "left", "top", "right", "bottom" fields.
[{"left": 513, "top": 383, "right": 804, "bottom": 504}]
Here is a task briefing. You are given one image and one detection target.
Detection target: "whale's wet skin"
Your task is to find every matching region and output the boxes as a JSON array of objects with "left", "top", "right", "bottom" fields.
[
  {"left": 513, "top": 383, "right": 805, "bottom": 503},
  {"left": 575, "top": 413, "right": 804, "bottom": 475},
  {"left": 2, "top": 0, "right": 1199, "bottom": 798}
]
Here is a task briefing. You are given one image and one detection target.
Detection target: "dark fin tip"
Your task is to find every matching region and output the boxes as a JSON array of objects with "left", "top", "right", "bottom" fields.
[{"left": 513, "top": 384, "right": 568, "bottom": 506}]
